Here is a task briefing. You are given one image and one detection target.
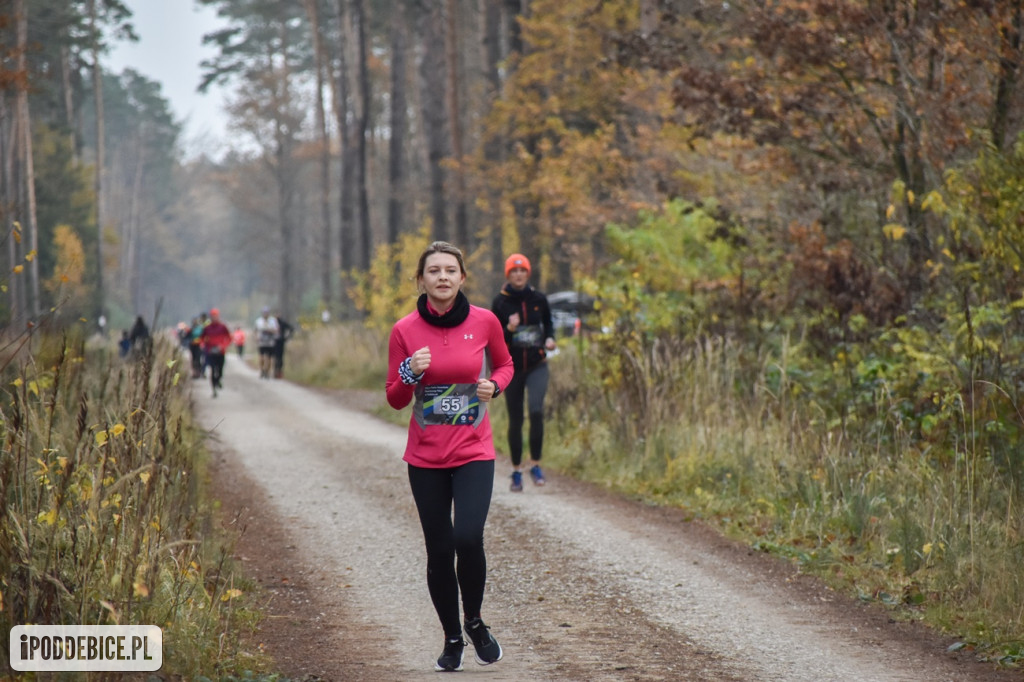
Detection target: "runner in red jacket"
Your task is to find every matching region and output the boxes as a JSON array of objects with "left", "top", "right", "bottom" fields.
[
  {"left": 232, "top": 326, "right": 246, "bottom": 357},
  {"left": 386, "top": 241, "right": 513, "bottom": 672},
  {"left": 200, "top": 308, "right": 232, "bottom": 397}
]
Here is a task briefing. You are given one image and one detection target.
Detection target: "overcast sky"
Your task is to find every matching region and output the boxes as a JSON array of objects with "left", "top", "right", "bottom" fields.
[{"left": 106, "top": 0, "right": 234, "bottom": 158}]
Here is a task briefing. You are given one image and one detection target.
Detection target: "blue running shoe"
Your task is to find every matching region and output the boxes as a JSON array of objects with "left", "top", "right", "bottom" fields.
[
  {"left": 435, "top": 637, "right": 464, "bottom": 672},
  {"left": 464, "top": 617, "right": 502, "bottom": 665},
  {"left": 529, "top": 464, "right": 546, "bottom": 486},
  {"left": 509, "top": 471, "right": 523, "bottom": 492}
]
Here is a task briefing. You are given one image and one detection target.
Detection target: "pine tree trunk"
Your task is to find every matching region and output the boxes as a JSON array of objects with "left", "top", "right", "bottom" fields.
[
  {"left": 303, "top": 0, "right": 334, "bottom": 309},
  {"left": 273, "top": 25, "right": 298, "bottom": 320},
  {"left": 445, "top": 0, "right": 468, "bottom": 249},
  {"left": 60, "top": 45, "right": 76, "bottom": 158},
  {"left": 387, "top": 3, "right": 408, "bottom": 246},
  {"left": 354, "top": 0, "right": 372, "bottom": 270},
  {"left": 480, "top": 0, "right": 506, "bottom": 281},
  {"left": 335, "top": 0, "right": 356, "bottom": 278},
  {"left": 1, "top": 92, "right": 24, "bottom": 325},
  {"left": 416, "top": 0, "right": 448, "bottom": 241},
  {"left": 126, "top": 138, "right": 146, "bottom": 313},
  {"left": 16, "top": 0, "right": 39, "bottom": 317},
  {"left": 989, "top": 4, "right": 1022, "bottom": 151},
  {"left": 88, "top": 0, "right": 105, "bottom": 319}
]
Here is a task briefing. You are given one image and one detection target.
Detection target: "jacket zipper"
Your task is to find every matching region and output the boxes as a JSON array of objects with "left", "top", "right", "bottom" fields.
[{"left": 520, "top": 300, "right": 528, "bottom": 365}]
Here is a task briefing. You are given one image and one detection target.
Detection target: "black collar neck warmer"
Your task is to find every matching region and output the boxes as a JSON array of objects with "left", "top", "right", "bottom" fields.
[{"left": 417, "top": 291, "right": 470, "bottom": 328}]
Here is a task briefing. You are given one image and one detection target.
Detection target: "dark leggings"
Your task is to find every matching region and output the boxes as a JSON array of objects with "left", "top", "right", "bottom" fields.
[
  {"left": 407, "top": 459, "right": 494, "bottom": 639},
  {"left": 207, "top": 351, "right": 225, "bottom": 389},
  {"left": 504, "top": 362, "right": 549, "bottom": 467}
]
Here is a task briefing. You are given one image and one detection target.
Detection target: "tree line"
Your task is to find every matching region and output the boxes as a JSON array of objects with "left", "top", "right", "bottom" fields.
[{"left": 1, "top": 0, "right": 1022, "bottom": 336}]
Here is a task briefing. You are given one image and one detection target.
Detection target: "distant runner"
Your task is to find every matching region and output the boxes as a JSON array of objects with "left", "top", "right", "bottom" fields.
[
  {"left": 232, "top": 326, "right": 247, "bottom": 357},
  {"left": 491, "top": 253, "right": 557, "bottom": 491},
  {"left": 273, "top": 317, "right": 294, "bottom": 379},
  {"left": 200, "top": 308, "right": 232, "bottom": 397},
  {"left": 254, "top": 307, "right": 280, "bottom": 379}
]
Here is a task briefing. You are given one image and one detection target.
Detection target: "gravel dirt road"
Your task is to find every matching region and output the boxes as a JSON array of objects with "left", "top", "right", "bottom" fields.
[{"left": 193, "top": 354, "right": 1021, "bottom": 682}]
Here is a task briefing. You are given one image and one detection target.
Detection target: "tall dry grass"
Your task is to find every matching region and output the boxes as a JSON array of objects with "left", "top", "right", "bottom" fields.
[
  {"left": 286, "top": 322, "right": 388, "bottom": 391},
  {"left": 543, "top": 335, "right": 1023, "bottom": 663},
  {"left": 0, "top": 332, "right": 265, "bottom": 678}
]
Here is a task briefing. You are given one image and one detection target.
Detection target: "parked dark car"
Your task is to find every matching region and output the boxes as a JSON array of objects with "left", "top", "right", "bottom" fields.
[{"left": 547, "top": 290, "right": 598, "bottom": 337}]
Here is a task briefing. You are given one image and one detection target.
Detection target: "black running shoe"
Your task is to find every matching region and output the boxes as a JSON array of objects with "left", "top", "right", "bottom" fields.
[
  {"left": 435, "top": 637, "right": 464, "bottom": 672},
  {"left": 464, "top": 617, "right": 502, "bottom": 665}
]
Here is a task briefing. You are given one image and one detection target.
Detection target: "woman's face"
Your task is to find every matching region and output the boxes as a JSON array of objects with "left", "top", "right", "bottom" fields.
[
  {"left": 507, "top": 266, "right": 530, "bottom": 289},
  {"left": 420, "top": 253, "right": 465, "bottom": 309}
]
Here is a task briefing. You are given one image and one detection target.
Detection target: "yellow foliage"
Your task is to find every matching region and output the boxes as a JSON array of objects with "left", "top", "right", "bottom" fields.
[
  {"left": 221, "top": 588, "right": 243, "bottom": 602},
  {"left": 45, "top": 225, "right": 86, "bottom": 293},
  {"left": 883, "top": 223, "right": 907, "bottom": 241},
  {"left": 920, "top": 191, "right": 946, "bottom": 213},
  {"left": 349, "top": 227, "right": 432, "bottom": 333}
]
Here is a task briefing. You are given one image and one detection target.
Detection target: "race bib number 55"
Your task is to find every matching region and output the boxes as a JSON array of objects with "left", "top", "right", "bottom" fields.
[{"left": 415, "top": 383, "right": 481, "bottom": 427}]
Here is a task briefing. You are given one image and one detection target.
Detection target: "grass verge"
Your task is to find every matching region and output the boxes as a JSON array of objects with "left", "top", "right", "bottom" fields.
[{"left": 0, "top": 330, "right": 278, "bottom": 679}]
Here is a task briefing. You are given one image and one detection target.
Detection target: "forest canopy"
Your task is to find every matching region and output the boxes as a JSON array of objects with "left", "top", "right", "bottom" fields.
[{"left": 0, "top": 0, "right": 1020, "bottom": 337}]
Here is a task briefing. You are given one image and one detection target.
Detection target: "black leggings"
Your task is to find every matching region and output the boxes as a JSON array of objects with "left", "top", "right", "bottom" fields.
[
  {"left": 207, "top": 351, "right": 225, "bottom": 388},
  {"left": 504, "top": 362, "right": 549, "bottom": 467},
  {"left": 407, "top": 459, "right": 494, "bottom": 639}
]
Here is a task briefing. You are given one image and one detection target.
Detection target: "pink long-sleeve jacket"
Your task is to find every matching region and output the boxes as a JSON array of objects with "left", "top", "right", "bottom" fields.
[{"left": 387, "top": 303, "right": 514, "bottom": 468}]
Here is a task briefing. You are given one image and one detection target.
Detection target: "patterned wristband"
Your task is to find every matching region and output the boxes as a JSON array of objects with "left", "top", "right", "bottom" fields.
[{"left": 399, "top": 357, "right": 423, "bottom": 385}]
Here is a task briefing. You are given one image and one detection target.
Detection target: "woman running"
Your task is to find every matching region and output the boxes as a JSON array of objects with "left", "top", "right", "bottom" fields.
[
  {"left": 386, "top": 241, "right": 514, "bottom": 672},
  {"left": 491, "top": 253, "right": 557, "bottom": 491}
]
